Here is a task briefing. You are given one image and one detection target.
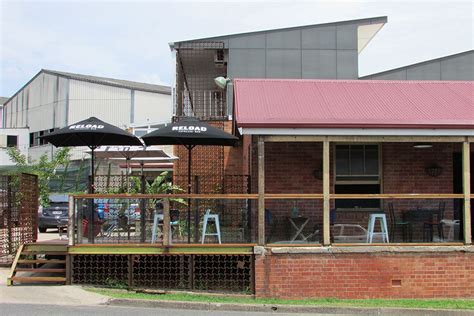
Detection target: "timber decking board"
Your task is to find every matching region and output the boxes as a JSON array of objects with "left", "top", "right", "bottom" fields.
[
  {"left": 10, "top": 276, "right": 66, "bottom": 283},
  {"left": 17, "top": 259, "right": 66, "bottom": 264},
  {"left": 15, "top": 268, "right": 66, "bottom": 273}
]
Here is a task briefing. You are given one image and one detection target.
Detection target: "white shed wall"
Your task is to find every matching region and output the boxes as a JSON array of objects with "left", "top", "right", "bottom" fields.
[
  {"left": 133, "top": 90, "right": 172, "bottom": 125},
  {"left": 4, "top": 73, "right": 69, "bottom": 131},
  {"left": 68, "top": 79, "right": 131, "bottom": 128},
  {"left": 0, "top": 128, "right": 29, "bottom": 165}
]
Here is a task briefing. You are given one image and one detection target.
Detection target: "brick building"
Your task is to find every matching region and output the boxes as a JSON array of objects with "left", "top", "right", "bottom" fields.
[{"left": 168, "top": 16, "right": 473, "bottom": 299}]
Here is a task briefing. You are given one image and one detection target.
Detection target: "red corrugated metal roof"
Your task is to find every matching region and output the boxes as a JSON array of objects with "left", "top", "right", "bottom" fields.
[{"left": 234, "top": 79, "right": 474, "bottom": 129}]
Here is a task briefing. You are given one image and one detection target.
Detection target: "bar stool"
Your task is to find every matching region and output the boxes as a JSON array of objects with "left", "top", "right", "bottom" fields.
[
  {"left": 367, "top": 213, "right": 389, "bottom": 243},
  {"left": 151, "top": 212, "right": 164, "bottom": 244},
  {"left": 201, "top": 209, "right": 221, "bottom": 244}
]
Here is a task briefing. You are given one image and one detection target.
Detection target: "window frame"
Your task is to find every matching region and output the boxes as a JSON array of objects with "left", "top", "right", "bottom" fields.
[{"left": 333, "top": 143, "right": 382, "bottom": 185}]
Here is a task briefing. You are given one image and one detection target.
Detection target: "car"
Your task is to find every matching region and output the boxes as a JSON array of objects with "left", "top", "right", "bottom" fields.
[{"left": 38, "top": 194, "right": 69, "bottom": 233}]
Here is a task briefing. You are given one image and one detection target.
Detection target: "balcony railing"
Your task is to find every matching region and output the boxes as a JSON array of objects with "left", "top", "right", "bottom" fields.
[
  {"left": 67, "top": 193, "right": 470, "bottom": 246},
  {"left": 176, "top": 90, "right": 227, "bottom": 120}
]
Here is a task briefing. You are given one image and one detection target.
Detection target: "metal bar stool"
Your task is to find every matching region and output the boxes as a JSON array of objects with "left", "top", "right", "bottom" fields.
[
  {"left": 367, "top": 213, "right": 389, "bottom": 243},
  {"left": 201, "top": 209, "right": 222, "bottom": 244}
]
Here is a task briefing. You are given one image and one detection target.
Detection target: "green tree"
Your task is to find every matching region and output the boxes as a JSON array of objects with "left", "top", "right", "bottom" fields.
[{"left": 7, "top": 147, "right": 72, "bottom": 207}]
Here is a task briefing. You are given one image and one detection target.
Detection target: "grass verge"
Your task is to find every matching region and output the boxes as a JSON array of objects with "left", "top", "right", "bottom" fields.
[{"left": 86, "top": 288, "right": 474, "bottom": 310}]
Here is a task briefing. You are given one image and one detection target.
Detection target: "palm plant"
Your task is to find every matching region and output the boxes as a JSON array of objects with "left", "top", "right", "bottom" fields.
[{"left": 130, "top": 171, "right": 187, "bottom": 209}]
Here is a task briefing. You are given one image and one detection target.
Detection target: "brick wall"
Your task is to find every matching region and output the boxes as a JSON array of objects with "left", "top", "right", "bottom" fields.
[{"left": 255, "top": 251, "right": 474, "bottom": 299}]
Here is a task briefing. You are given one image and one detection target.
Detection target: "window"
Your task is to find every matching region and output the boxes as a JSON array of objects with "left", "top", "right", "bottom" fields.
[
  {"left": 335, "top": 145, "right": 380, "bottom": 183},
  {"left": 7, "top": 135, "right": 18, "bottom": 148},
  {"left": 29, "top": 128, "right": 57, "bottom": 147},
  {"left": 335, "top": 144, "right": 381, "bottom": 209}
]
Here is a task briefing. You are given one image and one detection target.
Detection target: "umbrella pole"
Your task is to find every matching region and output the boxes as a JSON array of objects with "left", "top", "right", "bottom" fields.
[
  {"left": 89, "top": 146, "right": 95, "bottom": 244},
  {"left": 187, "top": 146, "right": 192, "bottom": 244},
  {"left": 91, "top": 147, "right": 95, "bottom": 194}
]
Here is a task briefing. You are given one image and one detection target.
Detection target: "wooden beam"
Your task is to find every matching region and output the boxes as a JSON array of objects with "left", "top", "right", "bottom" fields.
[
  {"left": 264, "top": 135, "right": 326, "bottom": 142},
  {"left": 330, "top": 194, "right": 464, "bottom": 199},
  {"left": 258, "top": 136, "right": 265, "bottom": 245},
  {"left": 323, "top": 139, "right": 330, "bottom": 246},
  {"left": 72, "top": 193, "right": 259, "bottom": 199},
  {"left": 162, "top": 199, "right": 170, "bottom": 246},
  {"left": 462, "top": 141, "right": 471, "bottom": 245},
  {"left": 263, "top": 135, "right": 466, "bottom": 143},
  {"left": 7, "top": 244, "right": 24, "bottom": 286}
]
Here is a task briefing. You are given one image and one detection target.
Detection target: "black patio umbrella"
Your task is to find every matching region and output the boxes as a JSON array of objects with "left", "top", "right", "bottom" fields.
[
  {"left": 40, "top": 116, "right": 143, "bottom": 193},
  {"left": 141, "top": 117, "right": 238, "bottom": 243}
]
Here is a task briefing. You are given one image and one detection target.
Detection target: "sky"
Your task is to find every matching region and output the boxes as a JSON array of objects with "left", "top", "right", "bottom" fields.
[{"left": 0, "top": 0, "right": 472, "bottom": 97}]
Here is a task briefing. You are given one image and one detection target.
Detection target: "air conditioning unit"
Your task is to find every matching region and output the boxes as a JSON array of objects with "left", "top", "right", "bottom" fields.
[{"left": 214, "top": 49, "right": 227, "bottom": 67}]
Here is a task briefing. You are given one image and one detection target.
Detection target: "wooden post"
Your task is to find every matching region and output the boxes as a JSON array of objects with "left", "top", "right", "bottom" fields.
[
  {"left": 258, "top": 137, "right": 265, "bottom": 245},
  {"left": 68, "top": 195, "right": 75, "bottom": 246},
  {"left": 462, "top": 141, "right": 471, "bottom": 245},
  {"left": 162, "top": 198, "right": 170, "bottom": 246},
  {"left": 77, "top": 198, "right": 83, "bottom": 244},
  {"left": 323, "top": 139, "right": 330, "bottom": 246}
]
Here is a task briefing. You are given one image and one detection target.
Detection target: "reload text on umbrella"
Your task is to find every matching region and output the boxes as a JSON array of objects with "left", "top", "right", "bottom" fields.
[
  {"left": 172, "top": 126, "right": 207, "bottom": 133},
  {"left": 69, "top": 124, "right": 105, "bottom": 130}
]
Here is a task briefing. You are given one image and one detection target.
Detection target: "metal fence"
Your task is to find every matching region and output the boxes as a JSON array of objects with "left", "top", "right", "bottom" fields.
[
  {"left": 92, "top": 174, "right": 250, "bottom": 194},
  {"left": 0, "top": 173, "right": 39, "bottom": 265},
  {"left": 71, "top": 253, "right": 254, "bottom": 293},
  {"left": 73, "top": 196, "right": 256, "bottom": 245}
]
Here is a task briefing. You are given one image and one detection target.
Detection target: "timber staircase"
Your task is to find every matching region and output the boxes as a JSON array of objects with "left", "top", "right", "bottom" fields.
[{"left": 7, "top": 243, "right": 68, "bottom": 285}]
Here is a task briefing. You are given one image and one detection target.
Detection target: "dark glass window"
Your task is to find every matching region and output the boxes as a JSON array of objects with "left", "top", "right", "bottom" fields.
[
  {"left": 7, "top": 135, "right": 17, "bottom": 147},
  {"left": 335, "top": 144, "right": 379, "bottom": 182}
]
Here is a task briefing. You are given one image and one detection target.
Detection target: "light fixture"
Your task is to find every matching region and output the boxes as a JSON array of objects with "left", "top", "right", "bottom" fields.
[
  {"left": 214, "top": 76, "right": 231, "bottom": 89},
  {"left": 413, "top": 143, "right": 433, "bottom": 149}
]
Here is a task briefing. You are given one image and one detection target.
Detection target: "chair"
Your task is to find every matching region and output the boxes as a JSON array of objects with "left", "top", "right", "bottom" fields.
[
  {"left": 265, "top": 209, "right": 275, "bottom": 243},
  {"left": 169, "top": 209, "right": 181, "bottom": 244},
  {"left": 151, "top": 209, "right": 180, "bottom": 244},
  {"left": 423, "top": 202, "right": 445, "bottom": 242},
  {"left": 201, "top": 209, "right": 221, "bottom": 244},
  {"left": 388, "top": 202, "right": 413, "bottom": 242},
  {"left": 332, "top": 224, "right": 368, "bottom": 243},
  {"left": 367, "top": 213, "right": 389, "bottom": 243}
]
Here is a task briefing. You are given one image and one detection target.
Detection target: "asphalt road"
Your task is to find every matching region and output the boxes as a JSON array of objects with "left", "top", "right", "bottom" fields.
[{"left": 2, "top": 303, "right": 340, "bottom": 316}]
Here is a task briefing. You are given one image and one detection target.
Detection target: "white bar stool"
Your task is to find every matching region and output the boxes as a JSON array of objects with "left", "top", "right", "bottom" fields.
[
  {"left": 201, "top": 209, "right": 222, "bottom": 244},
  {"left": 367, "top": 213, "right": 389, "bottom": 243},
  {"left": 151, "top": 212, "right": 163, "bottom": 244}
]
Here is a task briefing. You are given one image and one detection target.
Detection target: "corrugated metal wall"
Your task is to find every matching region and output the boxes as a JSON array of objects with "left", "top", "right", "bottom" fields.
[
  {"left": 68, "top": 79, "right": 131, "bottom": 127},
  {"left": 4, "top": 73, "right": 69, "bottom": 131},
  {"left": 134, "top": 90, "right": 172, "bottom": 125}
]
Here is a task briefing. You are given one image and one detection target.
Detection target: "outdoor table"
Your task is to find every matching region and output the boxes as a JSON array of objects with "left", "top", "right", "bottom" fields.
[
  {"left": 288, "top": 217, "right": 310, "bottom": 241},
  {"left": 402, "top": 208, "right": 439, "bottom": 241}
]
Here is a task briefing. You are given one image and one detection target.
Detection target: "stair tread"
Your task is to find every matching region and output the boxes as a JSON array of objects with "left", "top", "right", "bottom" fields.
[
  {"left": 10, "top": 276, "right": 66, "bottom": 282},
  {"left": 18, "top": 259, "right": 66, "bottom": 264},
  {"left": 15, "top": 268, "right": 66, "bottom": 273},
  {"left": 22, "top": 251, "right": 67, "bottom": 255}
]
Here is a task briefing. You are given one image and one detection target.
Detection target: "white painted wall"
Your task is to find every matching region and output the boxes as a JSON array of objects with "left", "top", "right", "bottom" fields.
[
  {"left": 68, "top": 79, "right": 131, "bottom": 128},
  {"left": 134, "top": 90, "right": 172, "bottom": 125},
  {"left": 0, "top": 128, "right": 29, "bottom": 165}
]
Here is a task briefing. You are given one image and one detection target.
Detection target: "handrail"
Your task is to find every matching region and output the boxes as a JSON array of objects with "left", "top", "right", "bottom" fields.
[
  {"left": 329, "top": 194, "right": 465, "bottom": 199},
  {"left": 71, "top": 193, "right": 465, "bottom": 199},
  {"left": 71, "top": 193, "right": 259, "bottom": 199}
]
